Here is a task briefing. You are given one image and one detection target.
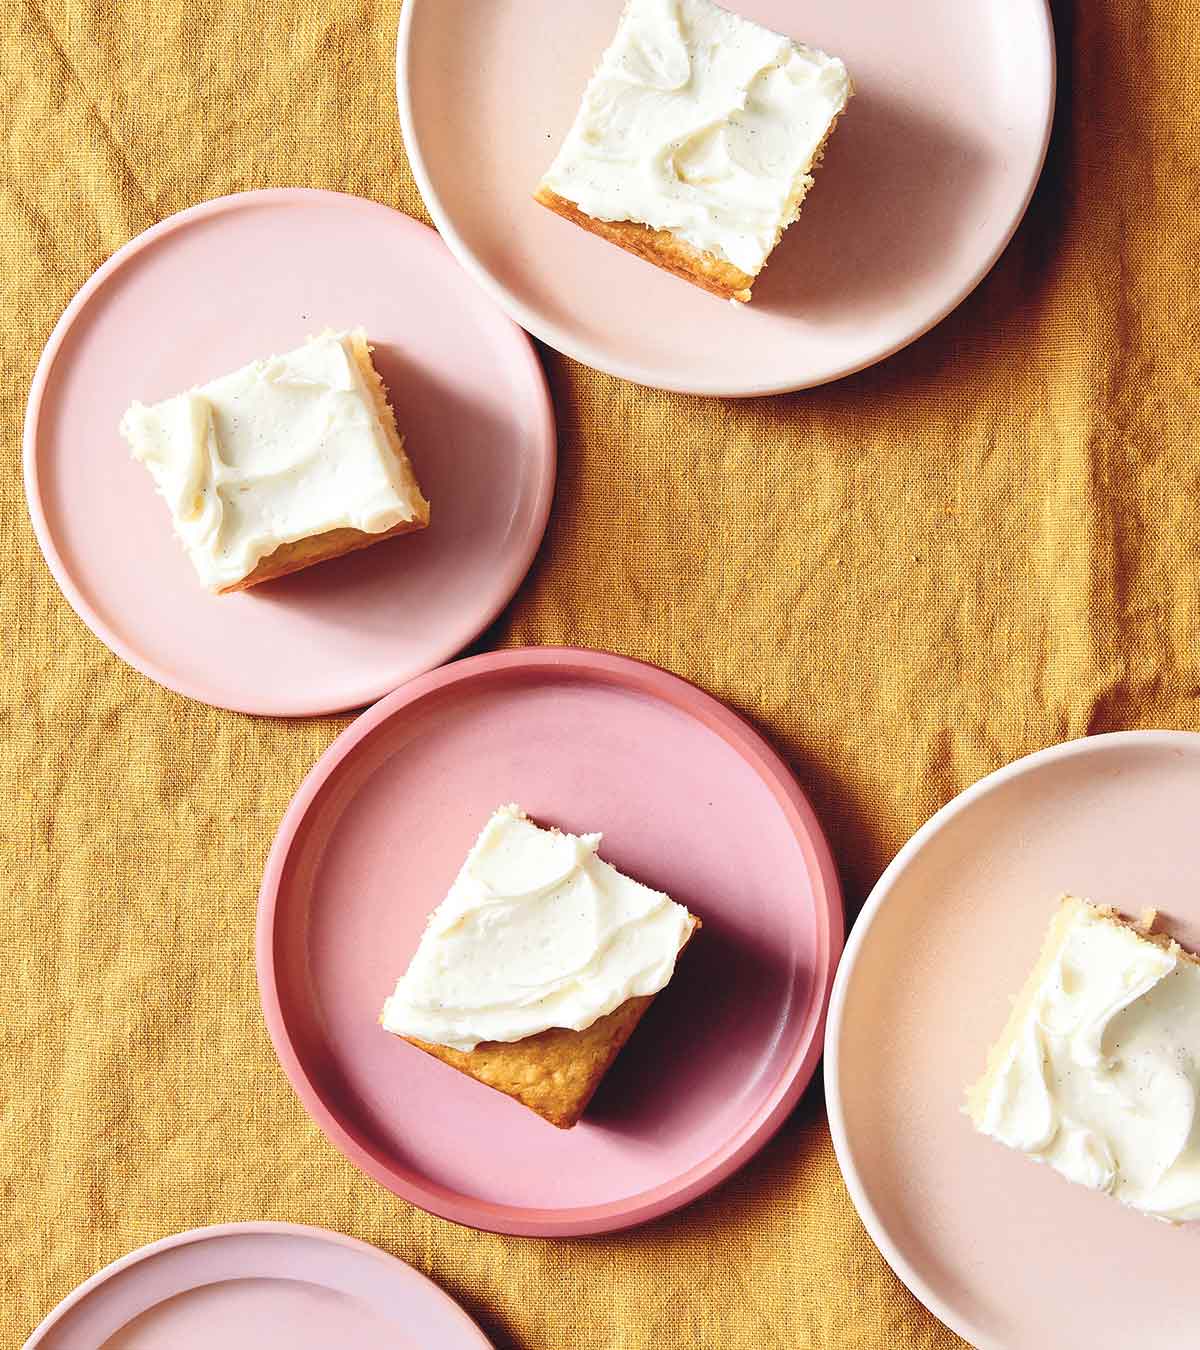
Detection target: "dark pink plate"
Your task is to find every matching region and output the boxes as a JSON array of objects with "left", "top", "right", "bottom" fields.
[
  {"left": 23, "top": 190, "right": 555, "bottom": 716},
  {"left": 257, "top": 647, "right": 843, "bottom": 1235},
  {"left": 24, "top": 1223, "right": 491, "bottom": 1349}
]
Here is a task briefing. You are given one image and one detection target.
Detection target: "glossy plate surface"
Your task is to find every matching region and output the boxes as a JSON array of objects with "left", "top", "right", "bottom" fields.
[
  {"left": 24, "top": 190, "right": 555, "bottom": 715},
  {"left": 398, "top": 0, "right": 1054, "bottom": 395},
  {"left": 827, "top": 732, "right": 1200, "bottom": 1350},
  {"left": 258, "top": 647, "right": 843, "bottom": 1234}
]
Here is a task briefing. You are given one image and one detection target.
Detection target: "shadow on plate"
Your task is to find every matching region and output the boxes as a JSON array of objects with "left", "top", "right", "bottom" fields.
[
  {"left": 753, "top": 88, "right": 995, "bottom": 320},
  {"left": 584, "top": 907, "right": 803, "bottom": 1135}
]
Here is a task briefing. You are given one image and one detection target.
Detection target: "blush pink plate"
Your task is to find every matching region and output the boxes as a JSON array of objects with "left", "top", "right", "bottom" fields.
[
  {"left": 24, "top": 1222, "right": 492, "bottom": 1349},
  {"left": 826, "top": 731, "right": 1200, "bottom": 1350},
  {"left": 23, "top": 189, "right": 555, "bottom": 716},
  {"left": 256, "top": 646, "right": 844, "bottom": 1236},
  {"left": 397, "top": 0, "right": 1055, "bottom": 396}
]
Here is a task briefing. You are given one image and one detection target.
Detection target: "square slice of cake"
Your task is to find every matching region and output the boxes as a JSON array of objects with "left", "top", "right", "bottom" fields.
[
  {"left": 536, "top": 0, "right": 852, "bottom": 303},
  {"left": 120, "top": 330, "right": 430, "bottom": 593},
  {"left": 966, "top": 895, "right": 1200, "bottom": 1222},
  {"left": 381, "top": 804, "right": 700, "bottom": 1129}
]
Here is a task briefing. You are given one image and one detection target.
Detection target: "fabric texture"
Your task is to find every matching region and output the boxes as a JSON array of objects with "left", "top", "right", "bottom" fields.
[{"left": 4, "top": 0, "right": 1198, "bottom": 1345}]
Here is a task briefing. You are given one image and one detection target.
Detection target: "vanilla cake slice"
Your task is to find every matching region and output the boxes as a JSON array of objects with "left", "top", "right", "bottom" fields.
[
  {"left": 966, "top": 896, "right": 1200, "bottom": 1222},
  {"left": 120, "top": 330, "right": 429, "bottom": 593},
  {"left": 536, "top": 0, "right": 852, "bottom": 303},
  {"left": 381, "top": 804, "right": 700, "bottom": 1128}
]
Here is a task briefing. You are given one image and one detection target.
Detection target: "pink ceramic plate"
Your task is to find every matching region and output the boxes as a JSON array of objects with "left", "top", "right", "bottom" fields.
[
  {"left": 826, "top": 732, "right": 1200, "bottom": 1350},
  {"left": 257, "top": 647, "right": 842, "bottom": 1235},
  {"left": 23, "top": 190, "right": 555, "bottom": 716},
  {"left": 24, "top": 1222, "right": 491, "bottom": 1349},
  {"left": 397, "top": 0, "right": 1054, "bottom": 396}
]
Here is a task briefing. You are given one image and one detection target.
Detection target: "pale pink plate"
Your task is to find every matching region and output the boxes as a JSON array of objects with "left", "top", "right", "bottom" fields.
[
  {"left": 257, "top": 647, "right": 842, "bottom": 1235},
  {"left": 23, "top": 190, "right": 555, "bottom": 716},
  {"left": 397, "top": 0, "right": 1054, "bottom": 396},
  {"left": 24, "top": 1222, "right": 491, "bottom": 1349},
  {"left": 826, "top": 732, "right": 1200, "bottom": 1350}
]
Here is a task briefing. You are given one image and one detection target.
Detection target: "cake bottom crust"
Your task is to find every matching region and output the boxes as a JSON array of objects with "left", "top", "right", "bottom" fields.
[
  {"left": 533, "top": 187, "right": 756, "bottom": 303},
  {"left": 219, "top": 332, "right": 430, "bottom": 593},
  {"left": 400, "top": 916, "right": 700, "bottom": 1129},
  {"left": 218, "top": 517, "right": 426, "bottom": 593},
  {"left": 403, "top": 993, "right": 657, "bottom": 1130}
]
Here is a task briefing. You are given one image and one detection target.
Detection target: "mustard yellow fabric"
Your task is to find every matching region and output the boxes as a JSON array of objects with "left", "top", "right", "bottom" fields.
[{"left": 4, "top": 0, "right": 1198, "bottom": 1345}]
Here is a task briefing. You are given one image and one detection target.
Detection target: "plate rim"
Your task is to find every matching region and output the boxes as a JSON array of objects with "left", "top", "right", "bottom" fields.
[
  {"left": 396, "top": 0, "right": 1057, "bottom": 398},
  {"left": 824, "top": 729, "right": 1200, "bottom": 1350},
  {"left": 23, "top": 1220, "right": 493, "bottom": 1349},
  {"left": 256, "top": 644, "right": 845, "bottom": 1236},
  {"left": 22, "top": 187, "right": 557, "bottom": 718}
]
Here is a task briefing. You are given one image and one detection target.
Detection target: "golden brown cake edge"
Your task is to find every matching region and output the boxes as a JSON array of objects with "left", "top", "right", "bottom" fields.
[
  {"left": 398, "top": 915, "right": 701, "bottom": 1129},
  {"left": 533, "top": 187, "right": 755, "bottom": 303}
]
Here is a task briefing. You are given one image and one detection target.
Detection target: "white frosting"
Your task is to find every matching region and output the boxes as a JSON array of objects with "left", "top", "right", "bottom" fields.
[
  {"left": 381, "top": 804, "right": 693, "bottom": 1051},
  {"left": 120, "top": 330, "right": 426, "bottom": 591},
  {"left": 973, "top": 899, "right": 1200, "bottom": 1222},
  {"left": 540, "top": 0, "right": 851, "bottom": 275}
]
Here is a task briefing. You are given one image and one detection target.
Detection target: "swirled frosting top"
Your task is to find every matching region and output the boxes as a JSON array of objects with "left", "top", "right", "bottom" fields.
[
  {"left": 540, "top": 0, "right": 851, "bottom": 275},
  {"left": 969, "top": 896, "right": 1200, "bottom": 1222},
  {"left": 120, "top": 330, "right": 426, "bottom": 590},
  {"left": 381, "top": 804, "right": 694, "bottom": 1052}
]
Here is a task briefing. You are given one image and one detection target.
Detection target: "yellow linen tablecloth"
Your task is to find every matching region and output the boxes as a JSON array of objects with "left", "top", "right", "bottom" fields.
[{"left": 4, "top": 0, "right": 1199, "bottom": 1345}]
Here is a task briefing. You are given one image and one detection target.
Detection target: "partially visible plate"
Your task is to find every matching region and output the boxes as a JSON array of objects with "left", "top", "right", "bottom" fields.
[
  {"left": 25, "top": 1222, "right": 491, "bottom": 1349},
  {"left": 24, "top": 189, "right": 555, "bottom": 716},
  {"left": 257, "top": 647, "right": 843, "bottom": 1235},
  {"left": 826, "top": 732, "right": 1200, "bottom": 1350},
  {"left": 397, "top": 0, "right": 1054, "bottom": 396}
]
